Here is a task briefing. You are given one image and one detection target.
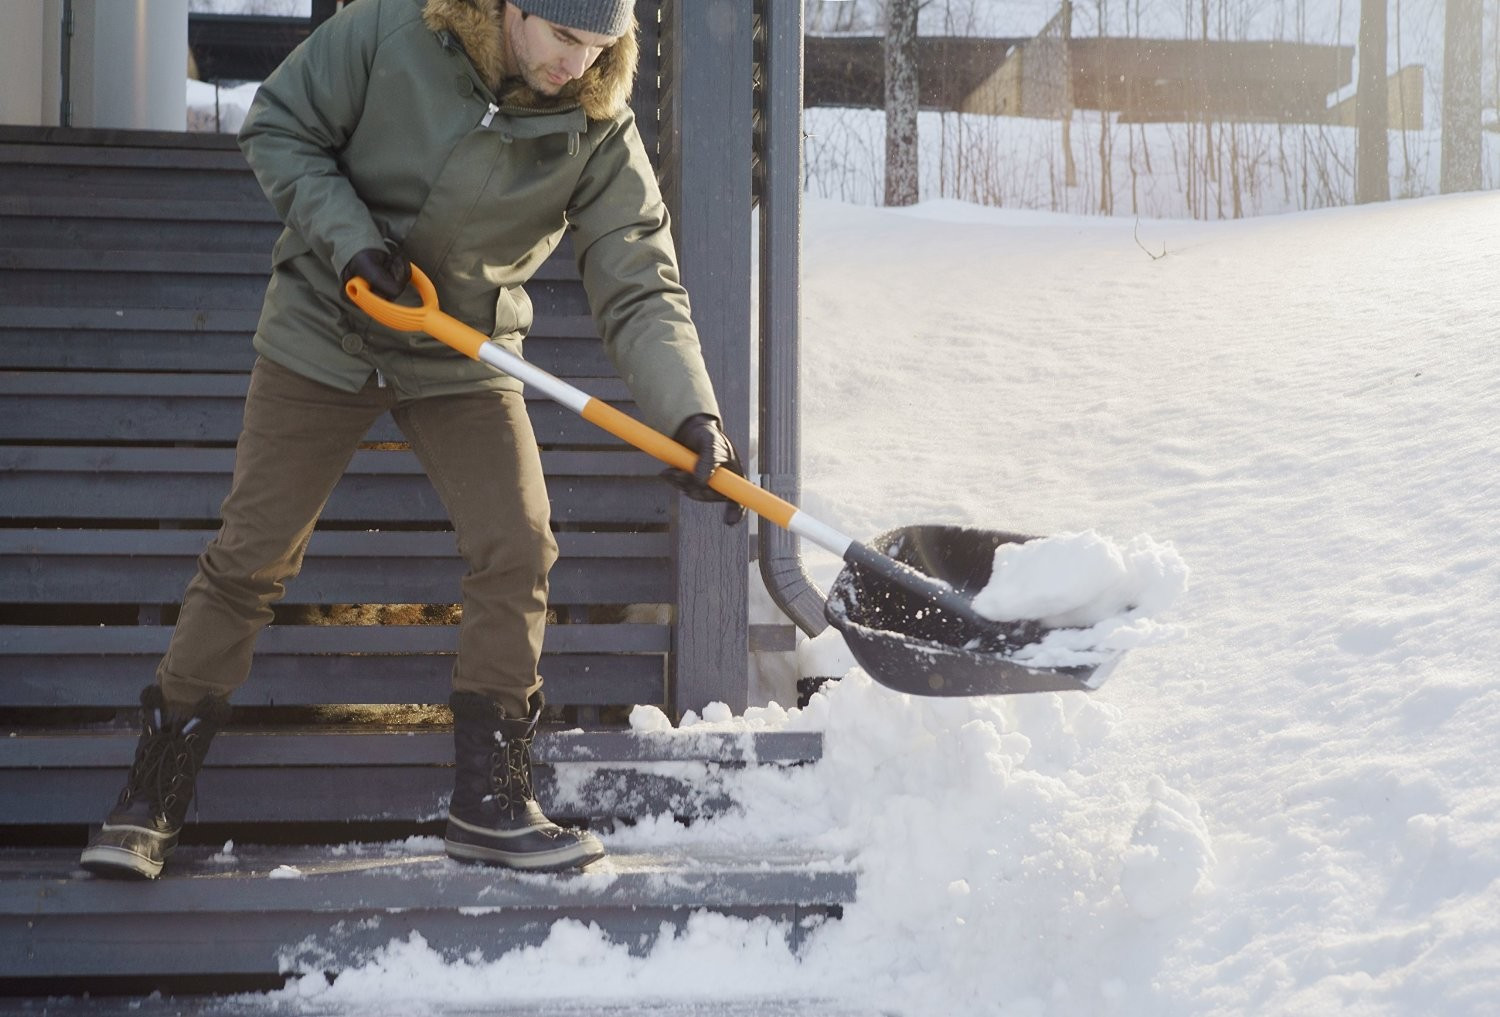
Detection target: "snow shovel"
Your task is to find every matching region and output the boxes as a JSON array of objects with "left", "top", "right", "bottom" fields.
[{"left": 346, "top": 266, "right": 1117, "bottom": 697}]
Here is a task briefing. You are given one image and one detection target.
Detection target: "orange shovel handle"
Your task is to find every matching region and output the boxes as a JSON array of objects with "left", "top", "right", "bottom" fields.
[{"left": 345, "top": 265, "right": 801, "bottom": 531}]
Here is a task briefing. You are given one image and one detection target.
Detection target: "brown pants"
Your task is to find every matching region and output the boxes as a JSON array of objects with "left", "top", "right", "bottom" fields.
[{"left": 157, "top": 357, "right": 558, "bottom": 718}]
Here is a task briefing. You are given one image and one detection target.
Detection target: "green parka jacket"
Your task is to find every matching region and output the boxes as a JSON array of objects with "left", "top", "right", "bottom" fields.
[{"left": 237, "top": 0, "right": 720, "bottom": 435}]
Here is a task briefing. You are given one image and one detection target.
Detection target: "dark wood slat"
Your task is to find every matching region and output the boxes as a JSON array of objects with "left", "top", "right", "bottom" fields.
[
  {"left": 0, "top": 529, "right": 672, "bottom": 606},
  {"left": 0, "top": 247, "right": 582, "bottom": 283},
  {"left": 0, "top": 527, "right": 663, "bottom": 557},
  {"left": 0, "top": 330, "right": 615, "bottom": 375},
  {"left": 0, "top": 164, "right": 268, "bottom": 202},
  {"left": 0, "top": 137, "right": 247, "bottom": 166},
  {"left": 0, "top": 445, "right": 658, "bottom": 478},
  {"left": 0, "top": 371, "right": 631, "bottom": 403},
  {"left": 0, "top": 763, "right": 755, "bottom": 826},
  {"left": 0, "top": 446, "right": 669, "bottom": 524},
  {"left": 4, "top": 904, "right": 827, "bottom": 980},
  {"left": 0, "top": 371, "right": 638, "bottom": 445},
  {"left": 0, "top": 305, "right": 263, "bottom": 331},
  {"left": 0, "top": 193, "right": 281, "bottom": 222},
  {"left": 0, "top": 247, "right": 271, "bottom": 275},
  {"left": 0, "top": 304, "right": 600, "bottom": 336},
  {"left": 0, "top": 655, "right": 663, "bottom": 708},
  {"left": 0, "top": 843, "right": 853, "bottom": 911},
  {"left": 0, "top": 192, "right": 279, "bottom": 252},
  {"left": 0, "top": 730, "right": 821, "bottom": 768},
  {"left": 0, "top": 622, "right": 669, "bottom": 654},
  {"left": 0, "top": 840, "right": 853, "bottom": 979},
  {"left": 0, "top": 267, "right": 272, "bottom": 310},
  {"left": 0, "top": 125, "right": 247, "bottom": 152},
  {"left": 0, "top": 762, "right": 789, "bottom": 826},
  {"left": 0, "top": 139, "right": 264, "bottom": 202},
  {"left": 0, "top": 216, "right": 281, "bottom": 254},
  {"left": 0, "top": 202, "right": 577, "bottom": 259},
  {"left": 0, "top": 624, "right": 669, "bottom": 707},
  {"left": 0, "top": 402, "right": 636, "bottom": 446}
]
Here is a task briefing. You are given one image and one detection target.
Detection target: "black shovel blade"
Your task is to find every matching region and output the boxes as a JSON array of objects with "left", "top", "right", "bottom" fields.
[{"left": 825, "top": 525, "right": 1120, "bottom": 697}]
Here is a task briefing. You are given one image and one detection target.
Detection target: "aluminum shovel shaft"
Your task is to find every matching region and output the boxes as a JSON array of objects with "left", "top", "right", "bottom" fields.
[{"left": 345, "top": 265, "right": 1003, "bottom": 634}]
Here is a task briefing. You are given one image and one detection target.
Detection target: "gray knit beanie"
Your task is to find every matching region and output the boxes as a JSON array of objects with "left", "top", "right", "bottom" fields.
[{"left": 510, "top": 0, "right": 634, "bottom": 38}]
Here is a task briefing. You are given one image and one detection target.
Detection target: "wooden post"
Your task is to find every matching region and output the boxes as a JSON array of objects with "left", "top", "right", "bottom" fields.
[
  {"left": 660, "top": 0, "right": 753, "bottom": 718},
  {"left": 311, "top": 0, "right": 340, "bottom": 26}
]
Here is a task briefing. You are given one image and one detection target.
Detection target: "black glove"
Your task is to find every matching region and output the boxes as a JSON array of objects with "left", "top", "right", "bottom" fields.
[
  {"left": 662, "top": 413, "right": 746, "bottom": 526},
  {"left": 341, "top": 246, "right": 411, "bottom": 300}
]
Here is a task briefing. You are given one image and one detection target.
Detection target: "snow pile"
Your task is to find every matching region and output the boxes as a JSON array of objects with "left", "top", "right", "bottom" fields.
[
  {"left": 279, "top": 671, "right": 1180, "bottom": 1015},
  {"left": 244, "top": 191, "right": 1497, "bottom": 1016},
  {"left": 972, "top": 531, "right": 1190, "bottom": 666},
  {"left": 1118, "top": 778, "right": 1216, "bottom": 920}
]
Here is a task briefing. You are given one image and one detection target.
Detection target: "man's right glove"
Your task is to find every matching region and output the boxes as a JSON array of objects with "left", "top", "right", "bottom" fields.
[
  {"left": 662, "top": 413, "right": 746, "bottom": 526},
  {"left": 341, "top": 247, "right": 411, "bottom": 300}
]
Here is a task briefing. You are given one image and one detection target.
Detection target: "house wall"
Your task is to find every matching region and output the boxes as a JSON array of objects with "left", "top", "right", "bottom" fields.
[
  {"left": 0, "top": 1, "right": 62, "bottom": 127},
  {"left": 69, "top": 0, "right": 190, "bottom": 131}
]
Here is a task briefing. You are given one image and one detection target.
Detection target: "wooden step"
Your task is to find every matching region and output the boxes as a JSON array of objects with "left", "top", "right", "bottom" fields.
[
  {"left": 0, "top": 626, "right": 670, "bottom": 714},
  {"left": 0, "top": 371, "right": 636, "bottom": 446},
  {"left": 0, "top": 527, "right": 670, "bottom": 606},
  {"left": 0, "top": 135, "right": 266, "bottom": 203},
  {"left": 0, "top": 445, "right": 668, "bottom": 525},
  {"left": 0, "top": 307, "right": 614, "bottom": 375},
  {"left": 0, "top": 730, "right": 824, "bottom": 826},
  {"left": 0, "top": 195, "right": 281, "bottom": 253},
  {"left": 0, "top": 842, "right": 856, "bottom": 980}
]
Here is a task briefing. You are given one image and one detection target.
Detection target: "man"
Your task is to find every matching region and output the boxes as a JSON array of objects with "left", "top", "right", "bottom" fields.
[{"left": 79, "top": 0, "right": 744, "bottom": 880}]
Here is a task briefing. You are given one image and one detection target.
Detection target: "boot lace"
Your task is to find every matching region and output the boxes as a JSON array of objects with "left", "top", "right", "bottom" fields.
[
  {"left": 487, "top": 736, "right": 535, "bottom": 809},
  {"left": 482, "top": 709, "right": 556, "bottom": 836},
  {"left": 119, "top": 716, "right": 203, "bottom": 817}
]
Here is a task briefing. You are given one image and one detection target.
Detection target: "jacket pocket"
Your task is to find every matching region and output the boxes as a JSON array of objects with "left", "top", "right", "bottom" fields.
[{"left": 270, "top": 228, "right": 313, "bottom": 268}]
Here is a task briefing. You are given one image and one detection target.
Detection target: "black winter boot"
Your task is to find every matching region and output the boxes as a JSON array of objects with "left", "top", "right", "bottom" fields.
[
  {"left": 79, "top": 685, "right": 230, "bottom": 879},
  {"left": 445, "top": 691, "right": 605, "bottom": 872}
]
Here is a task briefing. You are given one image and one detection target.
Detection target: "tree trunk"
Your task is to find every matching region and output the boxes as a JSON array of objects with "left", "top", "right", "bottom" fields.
[
  {"left": 884, "top": 0, "right": 920, "bottom": 207},
  {"left": 1440, "top": 0, "right": 1483, "bottom": 193},
  {"left": 1355, "top": 0, "right": 1390, "bottom": 204}
]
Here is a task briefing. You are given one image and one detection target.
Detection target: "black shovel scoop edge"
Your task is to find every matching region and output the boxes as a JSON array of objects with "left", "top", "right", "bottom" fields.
[
  {"left": 345, "top": 265, "right": 1121, "bottom": 698},
  {"left": 824, "top": 525, "right": 1119, "bottom": 697}
]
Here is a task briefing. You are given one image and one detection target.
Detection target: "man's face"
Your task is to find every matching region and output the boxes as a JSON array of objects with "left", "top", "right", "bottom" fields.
[{"left": 503, "top": 7, "right": 617, "bottom": 95}]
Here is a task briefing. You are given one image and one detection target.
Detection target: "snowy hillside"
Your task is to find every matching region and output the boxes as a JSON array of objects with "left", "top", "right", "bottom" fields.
[{"left": 271, "top": 192, "right": 1500, "bottom": 1016}]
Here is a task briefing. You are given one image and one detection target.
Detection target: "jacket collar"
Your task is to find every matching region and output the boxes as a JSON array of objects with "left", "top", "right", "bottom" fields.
[{"left": 422, "top": 0, "right": 638, "bottom": 120}]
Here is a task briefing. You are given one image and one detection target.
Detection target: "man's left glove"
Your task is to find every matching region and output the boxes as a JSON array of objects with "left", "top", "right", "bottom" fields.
[
  {"left": 340, "top": 246, "right": 411, "bottom": 300},
  {"left": 662, "top": 414, "right": 746, "bottom": 526}
]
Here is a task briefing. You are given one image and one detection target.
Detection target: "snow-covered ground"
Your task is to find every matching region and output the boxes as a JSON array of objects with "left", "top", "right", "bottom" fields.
[{"left": 264, "top": 191, "right": 1500, "bottom": 1015}]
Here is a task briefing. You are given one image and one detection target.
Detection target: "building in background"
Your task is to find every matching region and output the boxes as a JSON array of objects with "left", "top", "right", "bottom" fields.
[{"left": 0, "top": 1, "right": 190, "bottom": 131}]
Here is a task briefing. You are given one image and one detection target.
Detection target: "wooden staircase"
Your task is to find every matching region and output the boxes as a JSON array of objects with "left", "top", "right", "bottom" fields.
[{"left": 0, "top": 125, "right": 849, "bottom": 1009}]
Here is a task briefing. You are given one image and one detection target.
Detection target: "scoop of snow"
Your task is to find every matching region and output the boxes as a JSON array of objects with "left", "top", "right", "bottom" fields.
[{"left": 971, "top": 531, "right": 1189, "bottom": 666}]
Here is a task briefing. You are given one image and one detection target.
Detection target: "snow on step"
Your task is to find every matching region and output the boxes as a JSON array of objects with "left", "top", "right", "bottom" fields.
[{"left": 1, "top": 843, "right": 856, "bottom": 981}]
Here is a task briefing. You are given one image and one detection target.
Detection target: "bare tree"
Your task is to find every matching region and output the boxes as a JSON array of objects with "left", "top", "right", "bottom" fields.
[
  {"left": 1355, "top": 0, "right": 1391, "bottom": 203},
  {"left": 884, "top": 0, "right": 920, "bottom": 205},
  {"left": 1441, "top": 0, "right": 1484, "bottom": 191}
]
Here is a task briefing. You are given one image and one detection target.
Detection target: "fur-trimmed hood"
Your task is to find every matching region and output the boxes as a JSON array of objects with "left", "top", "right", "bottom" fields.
[{"left": 422, "top": 0, "right": 637, "bottom": 119}]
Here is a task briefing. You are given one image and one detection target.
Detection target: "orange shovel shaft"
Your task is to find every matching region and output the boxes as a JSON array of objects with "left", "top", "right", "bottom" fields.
[
  {"left": 345, "top": 268, "right": 804, "bottom": 535},
  {"left": 579, "top": 399, "right": 796, "bottom": 528}
]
